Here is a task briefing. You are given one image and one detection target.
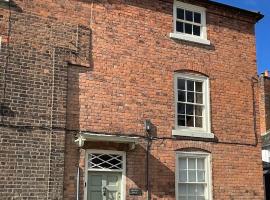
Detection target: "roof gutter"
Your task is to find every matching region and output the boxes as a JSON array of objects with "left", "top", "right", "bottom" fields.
[{"left": 207, "top": 0, "right": 264, "bottom": 22}]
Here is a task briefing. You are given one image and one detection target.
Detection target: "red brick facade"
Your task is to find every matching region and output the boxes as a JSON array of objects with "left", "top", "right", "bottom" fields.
[
  {"left": 259, "top": 74, "right": 270, "bottom": 135},
  {"left": 0, "top": 0, "right": 265, "bottom": 199}
]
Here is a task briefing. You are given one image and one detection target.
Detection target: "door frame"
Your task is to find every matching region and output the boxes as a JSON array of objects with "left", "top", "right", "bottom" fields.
[{"left": 84, "top": 149, "right": 126, "bottom": 200}]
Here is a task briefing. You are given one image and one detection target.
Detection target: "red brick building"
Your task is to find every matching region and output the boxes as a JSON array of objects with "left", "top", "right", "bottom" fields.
[{"left": 0, "top": 0, "right": 265, "bottom": 199}]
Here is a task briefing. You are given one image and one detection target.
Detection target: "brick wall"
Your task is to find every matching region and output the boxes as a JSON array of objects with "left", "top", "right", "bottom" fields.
[
  {"left": 259, "top": 75, "right": 270, "bottom": 135},
  {"left": 0, "top": 0, "right": 265, "bottom": 199},
  {"left": 0, "top": 4, "right": 90, "bottom": 199}
]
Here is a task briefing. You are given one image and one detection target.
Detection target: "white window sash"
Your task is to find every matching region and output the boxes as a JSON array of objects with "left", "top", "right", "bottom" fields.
[
  {"left": 172, "top": 0, "right": 209, "bottom": 44},
  {"left": 176, "top": 152, "right": 212, "bottom": 200},
  {"left": 174, "top": 73, "right": 211, "bottom": 134}
]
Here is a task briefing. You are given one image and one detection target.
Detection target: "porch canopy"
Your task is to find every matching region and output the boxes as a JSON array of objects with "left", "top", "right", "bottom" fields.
[{"left": 75, "top": 132, "right": 140, "bottom": 150}]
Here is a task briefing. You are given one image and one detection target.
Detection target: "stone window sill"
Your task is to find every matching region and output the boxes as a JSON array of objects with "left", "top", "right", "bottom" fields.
[
  {"left": 170, "top": 33, "right": 211, "bottom": 46},
  {"left": 172, "top": 129, "right": 214, "bottom": 139}
]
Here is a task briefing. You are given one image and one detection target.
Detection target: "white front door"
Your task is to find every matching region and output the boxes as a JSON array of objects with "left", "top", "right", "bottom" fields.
[{"left": 88, "top": 172, "right": 122, "bottom": 200}]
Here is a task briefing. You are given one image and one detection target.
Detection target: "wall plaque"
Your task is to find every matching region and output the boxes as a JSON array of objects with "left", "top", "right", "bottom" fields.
[{"left": 129, "top": 188, "right": 143, "bottom": 196}]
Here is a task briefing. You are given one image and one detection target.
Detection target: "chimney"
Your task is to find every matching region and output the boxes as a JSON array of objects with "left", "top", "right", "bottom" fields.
[{"left": 265, "top": 70, "right": 269, "bottom": 78}]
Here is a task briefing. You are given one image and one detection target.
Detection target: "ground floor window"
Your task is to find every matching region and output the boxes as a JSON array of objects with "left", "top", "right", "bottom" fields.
[{"left": 176, "top": 152, "right": 212, "bottom": 200}]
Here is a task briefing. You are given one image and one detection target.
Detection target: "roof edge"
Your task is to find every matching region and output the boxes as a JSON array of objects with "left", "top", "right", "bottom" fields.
[{"left": 207, "top": 0, "right": 264, "bottom": 22}]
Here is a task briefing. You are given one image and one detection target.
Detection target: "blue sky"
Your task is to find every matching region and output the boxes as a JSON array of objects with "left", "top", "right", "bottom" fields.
[{"left": 213, "top": 0, "right": 270, "bottom": 74}]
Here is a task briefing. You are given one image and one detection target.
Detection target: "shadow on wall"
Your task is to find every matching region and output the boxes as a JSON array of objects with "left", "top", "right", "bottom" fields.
[
  {"left": 63, "top": 25, "right": 94, "bottom": 199},
  {"left": 0, "top": 103, "right": 15, "bottom": 117},
  {"left": 66, "top": 25, "right": 94, "bottom": 131},
  {"left": 127, "top": 144, "right": 175, "bottom": 199}
]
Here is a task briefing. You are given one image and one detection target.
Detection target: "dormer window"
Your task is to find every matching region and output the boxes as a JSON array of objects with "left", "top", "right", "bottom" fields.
[{"left": 170, "top": 1, "right": 210, "bottom": 45}]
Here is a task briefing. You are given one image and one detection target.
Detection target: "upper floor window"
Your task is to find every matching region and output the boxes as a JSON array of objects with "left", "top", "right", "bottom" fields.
[
  {"left": 170, "top": 1, "right": 210, "bottom": 45},
  {"left": 173, "top": 73, "right": 213, "bottom": 138}
]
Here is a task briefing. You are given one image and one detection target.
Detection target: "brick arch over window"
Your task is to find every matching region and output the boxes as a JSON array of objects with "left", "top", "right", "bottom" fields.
[
  {"left": 175, "top": 147, "right": 211, "bottom": 154},
  {"left": 174, "top": 69, "right": 209, "bottom": 78}
]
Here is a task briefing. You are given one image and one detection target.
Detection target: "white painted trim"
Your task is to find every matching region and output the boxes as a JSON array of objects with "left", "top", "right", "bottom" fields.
[
  {"left": 170, "top": 33, "right": 210, "bottom": 45},
  {"left": 75, "top": 133, "right": 139, "bottom": 149},
  {"left": 172, "top": 130, "right": 214, "bottom": 138},
  {"left": 172, "top": 1, "right": 210, "bottom": 45},
  {"left": 175, "top": 151, "right": 212, "bottom": 200},
  {"left": 84, "top": 149, "right": 126, "bottom": 200},
  {"left": 262, "top": 149, "right": 270, "bottom": 163},
  {"left": 173, "top": 73, "right": 212, "bottom": 139}
]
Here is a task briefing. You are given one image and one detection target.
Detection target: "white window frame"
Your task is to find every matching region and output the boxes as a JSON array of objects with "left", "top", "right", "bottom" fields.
[
  {"left": 262, "top": 149, "right": 270, "bottom": 163},
  {"left": 170, "top": 1, "right": 210, "bottom": 45},
  {"left": 172, "top": 73, "right": 214, "bottom": 138},
  {"left": 175, "top": 151, "right": 212, "bottom": 200},
  {"left": 84, "top": 149, "right": 126, "bottom": 200}
]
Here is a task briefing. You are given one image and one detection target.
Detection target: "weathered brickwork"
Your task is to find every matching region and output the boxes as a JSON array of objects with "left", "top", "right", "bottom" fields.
[
  {"left": 0, "top": 0, "right": 265, "bottom": 199},
  {"left": 259, "top": 75, "right": 270, "bottom": 135}
]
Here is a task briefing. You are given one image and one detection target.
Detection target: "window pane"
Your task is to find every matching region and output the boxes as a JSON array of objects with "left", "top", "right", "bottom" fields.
[
  {"left": 178, "top": 79, "right": 186, "bottom": 90},
  {"left": 177, "top": 8, "right": 185, "bottom": 19},
  {"left": 179, "top": 197, "right": 188, "bottom": 200},
  {"left": 178, "top": 90, "right": 186, "bottom": 102},
  {"left": 187, "top": 92, "right": 195, "bottom": 103},
  {"left": 196, "top": 93, "right": 203, "bottom": 104},
  {"left": 176, "top": 21, "right": 184, "bottom": 33},
  {"left": 180, "top": 170, "right": 188, "bottom": 182},
  {"left": 195, "top": 82, "right": 203, "bottom": 92},
  {"left": 179, "top": 158, "right": 187, "bottom": 169},
  {"left": 179, "top": 184, "right": 187, "bottom": 195},
  {"left": 188, "top": 197, "right": 196, "bottom": 200},
  {"left": 195, "top": 117, "right": 203, "bottom": 128},
  {"left": 197, "top": 170, "right": 205, "bottom": 182},
  {"left": 197, "top": 184, "right": 205, "bottom": 196},
  {"left": 186, "top": 104, "right": 194, "bottom": 115},
  {"left": 197, "top": 197, "right": 205, "bottom": 200},
  {"left": 197, "top": 158, "right": 205, "bottom": 170},
  {"left": 187, "top": 116, "right": 194, "bottom": 127},
  {"left": 188, "top": 158, "right": 196, "bottom": 169},
  {"left": 185, "top": 23, "right": 192, "bottom": 34},
  {"left": 187, "top": 80, "right": 194, "bottom": 91},
  {"left": 194, "top": 12, "right": 201, "bottom": 23},
  {"left": 193, "top": 25, "right": 201, "bottom": 36},
  {"left": 185, "top": 10, "right": 193, "bottom": 21},
  {"left": 178, "top": 103, "right": 185, "bottom": 114},
  {"left": 178, "top": 115, "right": 186, "bottom": 126},
  {"left": 187, "top": 184, "right": 196, "bottom": 196},
  {"left": 188, "top": 170, "right": 196, "bottom": 182},
  {"left": 195, "top": 106, "right": 202, "bottom": 116}
]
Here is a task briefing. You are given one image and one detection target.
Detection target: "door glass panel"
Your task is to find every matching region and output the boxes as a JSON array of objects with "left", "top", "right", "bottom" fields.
[
  {"left": 88, "top": 173, "right": 103, "bottom": 200},
  {"left": 90, "top": 192, "right": 102, "bottom": 200},
  {"left": 90, "top": 175, "right": 102, "bottom": 186}
]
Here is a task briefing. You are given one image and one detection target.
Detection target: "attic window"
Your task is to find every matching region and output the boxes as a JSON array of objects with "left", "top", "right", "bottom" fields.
[{"left": 170, "top": 1, "right": 210, "bottom": 45}]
